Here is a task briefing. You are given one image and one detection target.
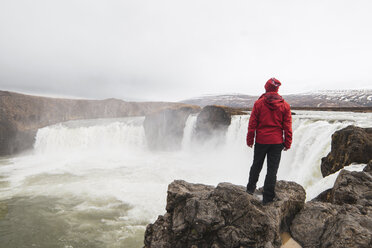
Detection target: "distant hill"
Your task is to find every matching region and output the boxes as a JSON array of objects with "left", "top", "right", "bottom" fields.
[{"left": 180, "top": 89, "right": 372, "bottom": 108}]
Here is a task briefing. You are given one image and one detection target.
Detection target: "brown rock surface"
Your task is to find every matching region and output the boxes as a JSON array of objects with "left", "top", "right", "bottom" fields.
[
  {"left": 330, "top": 169, "right": 372, "bottom": 207},
  {"left": 291, "top": 166, "right": 372, "bottom": 248},
  {"left": 291, "top": 201, "right": 372, "bottom": 248},
  {"left": 143, "top": 106, "right": 200, "bottom": 150},
  {"left": 363, "top": 160, "right": 372, "bottom": 174},
  {"left": 144, "top": 180, "right": 306, "bottom": 248},
  {"left": 0, "top": 90, "right": 194, "bottom": 155},
  {"left": 320, "top": 125, "right": 372, "bottom": 177}
]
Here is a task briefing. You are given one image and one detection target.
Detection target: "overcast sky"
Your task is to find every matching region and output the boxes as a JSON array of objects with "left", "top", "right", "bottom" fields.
[{"left": 0, "top": 0, "right": 371, "bottom": 101}]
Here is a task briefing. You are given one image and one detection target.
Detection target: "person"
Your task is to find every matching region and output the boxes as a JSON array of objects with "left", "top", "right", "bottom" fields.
[{"left": 246, "top": 77, "right": 292, "bottom": 205}]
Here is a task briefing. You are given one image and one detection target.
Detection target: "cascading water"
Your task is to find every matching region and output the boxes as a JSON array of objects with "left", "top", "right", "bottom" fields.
[{"left": 0, "top": 111, "right": 371, "bottom": 247}]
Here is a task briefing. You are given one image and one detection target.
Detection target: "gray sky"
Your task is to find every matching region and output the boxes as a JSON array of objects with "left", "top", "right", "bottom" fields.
[{"left": 0, "top": 0, "right": 371, "bottom": 101}]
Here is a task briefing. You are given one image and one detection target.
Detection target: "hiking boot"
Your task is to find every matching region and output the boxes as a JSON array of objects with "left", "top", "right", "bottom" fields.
[
  {"left": 262, "top": 198, "right": 273, "bottom": 205},
  {"left": 246, "top": 188, "right": 255, "bottom": 195}
]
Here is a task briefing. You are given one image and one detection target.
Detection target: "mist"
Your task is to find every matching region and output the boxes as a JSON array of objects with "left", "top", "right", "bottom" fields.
[{"left": 0, "top": 0, "right": 372, "bottom": 101}]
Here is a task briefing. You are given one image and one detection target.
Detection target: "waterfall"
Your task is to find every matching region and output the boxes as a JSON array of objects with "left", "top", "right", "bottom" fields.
[
  {"left": 34, "top": 117, "right": 147, "bottom": 155},
  {"left": 0, "top": 110, "right": 370, "bottom": 248},
  {"left": 181, "top": 114, "right": 197, "bottom": 149},
  {"left": 29, "top": 111, "right": 369, "bottom": 188}
]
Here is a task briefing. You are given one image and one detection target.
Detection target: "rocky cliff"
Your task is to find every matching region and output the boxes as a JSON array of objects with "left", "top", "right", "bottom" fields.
[
  {"left": 144, "top": 180, "right": 305, "bottom": 248},
  {"left": 291, "top": 160, "right": 372, "bottom": 248},
  {"left": 0, "top": 90, "right": 193, "bottom": 155},
  {"left": 320, "top": 125, "right": 372, "bottom": 177}
]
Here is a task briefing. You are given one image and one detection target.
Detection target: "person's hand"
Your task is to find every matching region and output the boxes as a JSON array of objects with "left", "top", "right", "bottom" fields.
[
  {"left": 248, "top": 144, "right": 253, "bottom": 148},
  {"left": 283, "top": 147, "right": 289, "bottom": 151}
]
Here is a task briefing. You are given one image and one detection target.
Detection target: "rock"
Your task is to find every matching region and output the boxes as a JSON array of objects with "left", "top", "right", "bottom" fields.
[
  {"left": 320, "top": 206, "right": 372, "bottom": 248},
  {"left": 194, "top": 105, "right": 231, "bottom": 142},
  {"left": 363, "top": 160, "right": 372, "bottom": 174},
  {"left": 291, "top": 167, "right": 372, "bottom": 248},
  {"left": 144, "top": 180, "right": 306, "bottom": 248},
  {"left": 320, "top": 125, "right": 372, "bottom": 177},
  {"left": 311, "top": 189, "right": 332, "bottom": 203},
  {"left": 290, "top": 201, "right": 338, "bottom": 248},
  {"left": 314, "top": 168, "right": 372, "bottom": 207},
  {"left": 143, "top": 106, "right": 200, "bottom": 150},
  {"left": 330, "top": 169, "right": 372, "bottom": 207},
  {"left": 0, "top": 90, "right": 196, "bottom": 155},
  {"left": 291, "top": 202, "right": 372, "bottom": 248}
]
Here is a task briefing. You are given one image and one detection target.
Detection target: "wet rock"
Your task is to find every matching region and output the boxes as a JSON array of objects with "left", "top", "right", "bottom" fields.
[
  {"left": 144, "top": 180, "right": 306, "bottom": 248},
  {"left": 143, "top": 106, "right": 200, "bottom": 150},
  {"left": 194, "top": 105, "right": 231, "bottom": 142},
  {"left": 320, "top": 125, "right": 372, "bottom": 177}
]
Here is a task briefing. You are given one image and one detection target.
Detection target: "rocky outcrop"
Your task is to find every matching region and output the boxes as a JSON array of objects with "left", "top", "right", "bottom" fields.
[
  {"left": 143, "top": 106, "right": 200, "bottom": 150},
  {"left": 291, "top": 165, "right": 372, "bottom": 248},
  {"left": 194, "top": 105, "right": 231, "bottom": 142},
  {"left": 144, "top": 180, "right": 306, "bottom": 248},
  {"left": 320, "top": 125, "right": 372, "bottom": 177},
  {"left": 292, "top": 126, "right": 372, "bottom": 247},
  {"left": 330, "top": 169, "right": 372, "bottom": 207},
  {"left": 0, "top": 90, "right": 195, "bottom": 155},
  {"left": 291, "top": 201, "right": 372, "bottom": 248}
]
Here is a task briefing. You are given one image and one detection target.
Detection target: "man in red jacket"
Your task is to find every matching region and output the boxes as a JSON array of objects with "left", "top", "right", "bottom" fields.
[{"left": 246, "top": 78, "right": 292, "bottom": 204}]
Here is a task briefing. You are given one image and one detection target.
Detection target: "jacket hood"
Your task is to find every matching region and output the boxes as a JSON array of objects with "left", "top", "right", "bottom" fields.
[{"left": 259, "top": 92, "right": 284, "bottom": 110}]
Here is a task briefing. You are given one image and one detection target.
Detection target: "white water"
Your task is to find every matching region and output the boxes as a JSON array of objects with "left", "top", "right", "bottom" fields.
[{"left": 0, "top": 111, "right": 371, "bottom": 247}]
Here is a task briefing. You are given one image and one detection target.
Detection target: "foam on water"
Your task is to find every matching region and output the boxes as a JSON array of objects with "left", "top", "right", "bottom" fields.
[{"left": 0, "top": 111, "right": 371, "bottom": 247}]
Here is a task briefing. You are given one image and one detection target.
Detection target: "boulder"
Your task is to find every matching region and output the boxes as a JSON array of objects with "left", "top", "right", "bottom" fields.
[
  {"left": 143, "top": 106, "right": 200, "bottom": 150},
  {"left": 320, "top": 125, "right": 372, "bottom": 177},
  {"left": 330, "top": 169, "right": 372, "bottom": 207},
  {"left": 194, "top": 105, "right": 231, "bottom": 142},
  {"left": 319, "top": 205, "right": 372, "bottom": 248},
  {"left": 291, "top": 167, "right": 372, "bottom": 248},
  {"left": 144, "top": 180, "right": 306, "bottom": 248},
  {"left": 291, "top": 202, "right": 372, "bottom": 248}
]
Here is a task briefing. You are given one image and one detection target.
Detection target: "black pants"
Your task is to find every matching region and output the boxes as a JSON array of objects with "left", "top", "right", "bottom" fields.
[{"left": 247, "top": 143, "right": 283, "bottom": 202}]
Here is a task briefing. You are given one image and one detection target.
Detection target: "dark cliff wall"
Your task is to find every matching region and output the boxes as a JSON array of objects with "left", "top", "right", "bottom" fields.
[{"left": 0, "top": 90, "right": 192, "bottom": 155}]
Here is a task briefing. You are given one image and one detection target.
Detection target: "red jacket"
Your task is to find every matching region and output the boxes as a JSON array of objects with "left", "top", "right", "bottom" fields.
[{"left": 246, "top": 92, "right": 292, "bottom": 149}]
